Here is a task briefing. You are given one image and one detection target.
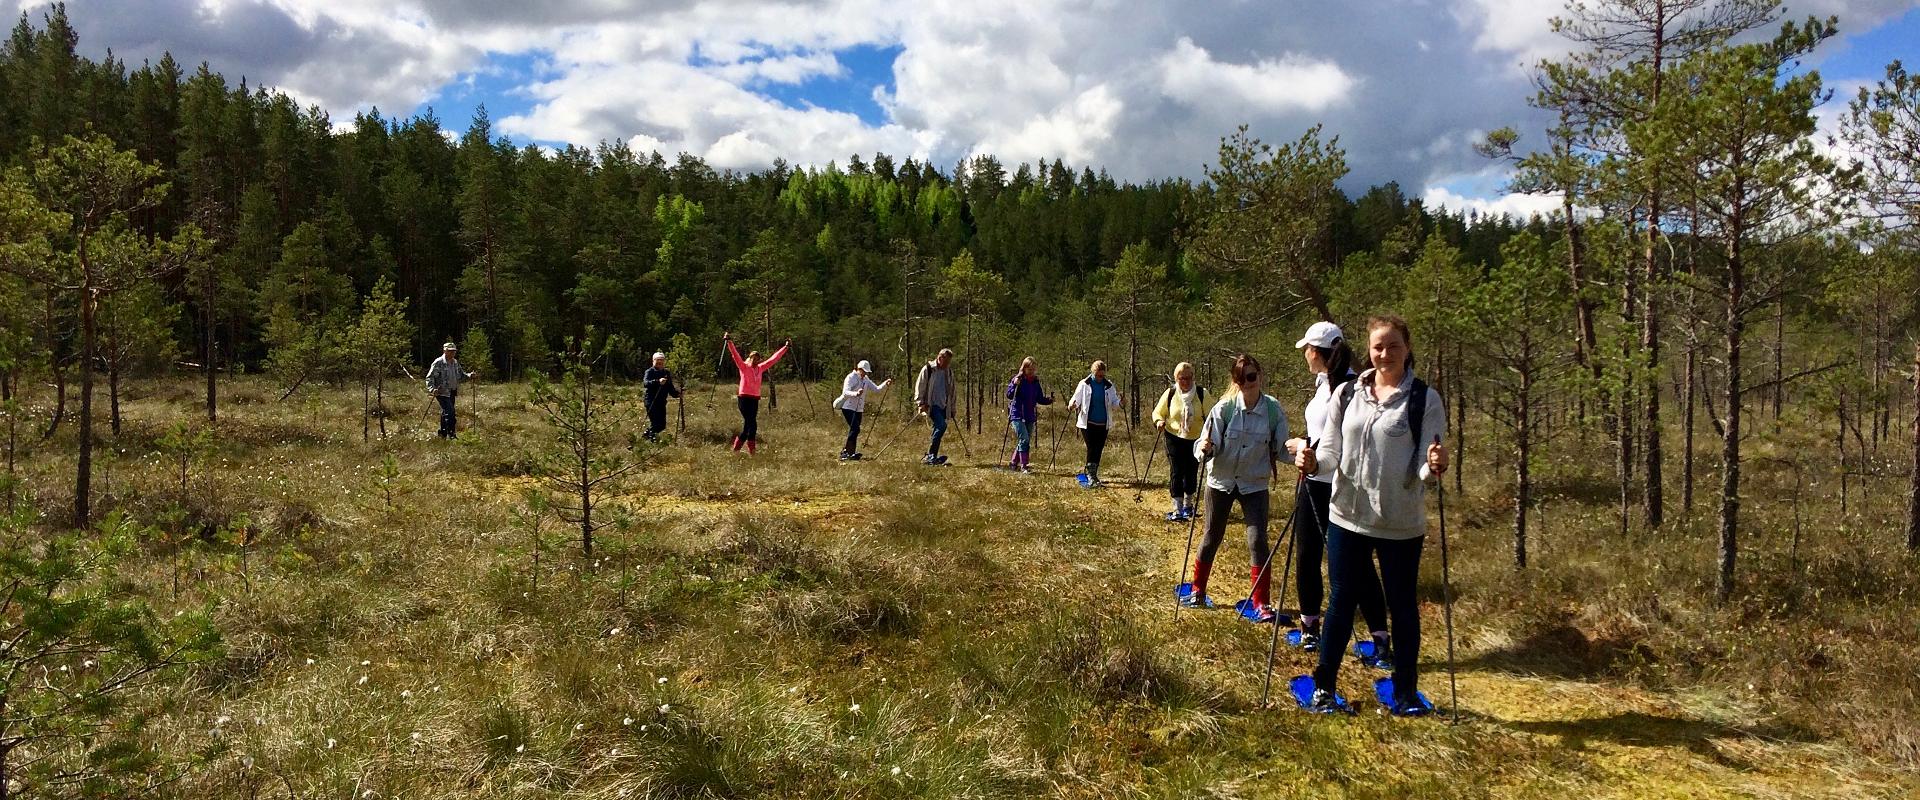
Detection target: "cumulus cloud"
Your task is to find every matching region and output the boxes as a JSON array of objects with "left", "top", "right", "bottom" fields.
[
  {"left": 1159, "top": 37, "right": 1355, "bottom": 113},
  {"left": 1424, "top": 184, "right": 1565, "bottom": 221},
  {"left": 12, "top": 0, "right": 1915, "bottom": 207}
]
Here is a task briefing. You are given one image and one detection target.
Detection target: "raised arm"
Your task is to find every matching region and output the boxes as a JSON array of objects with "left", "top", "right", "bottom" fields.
[
  {"left": 726, "top": 339, "right": 746, "bottom": 369},
  {"left": 759, "top": 342, "right": 790, "bottom": 370}
]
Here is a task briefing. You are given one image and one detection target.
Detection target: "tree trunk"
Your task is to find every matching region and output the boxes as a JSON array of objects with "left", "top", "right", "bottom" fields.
[
  {"left": 108, "top": 352, "right": 123, "bottom": 437},
  {"left": 1908, "top": 341, "right": 1919, "bottom": 551},
  {"left": 1516, "top": 369, "right": 1531, "bottom": 569},
  {"left": 75, "top": 291, "right": 97, "bottom": 530},
  {"left": 1771, "top": 298, "right": 1785, "bottom": 418},
  {"left": 1683, "top": 342, "right": 1697, "bottom": 516},
  {"left": 42, "top": 290, "right": 66, "bottom": 441},
  {"left": 1642, "top": 7, "right": 1666, "bottom": 531},
  {"left": 205, "top": 275, "right": 217, "bottom": 424},
  {"left": 1718, "top": 225, "right": 1744, "bottom": 603},
  {"left": 377, "top": 374, "right": 387, "bottom": 439}
]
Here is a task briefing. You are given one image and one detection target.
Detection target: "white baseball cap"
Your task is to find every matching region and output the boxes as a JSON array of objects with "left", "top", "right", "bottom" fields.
[
  {"left": 652, "top": 351, "right": 666, "bottom": 360},
  {"left": 1295, "top": 321, "right": 1343, "bottom": 350},
  {"left": 856, "top": 360, "right": 873, "bottom": 372}
]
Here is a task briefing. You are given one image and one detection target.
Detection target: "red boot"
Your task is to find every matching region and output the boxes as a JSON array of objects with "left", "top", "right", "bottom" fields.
[
  {"left": 1187, "top": 559, "right": 1213, "bottom": 605},
  {"left": 731, "top": 436, "right": 743, "bottom": 452},
  {"left": 746, "top": 439, "right": 757, "bottom": 455},
  {"left": 1249, "top": 564, "right": 1274, "bottom": 621}
]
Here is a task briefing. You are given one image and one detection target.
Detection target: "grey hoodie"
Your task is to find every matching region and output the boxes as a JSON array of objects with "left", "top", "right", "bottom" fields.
[{"left": 1311, "top": 368, "right": 1446, "bottom": 540}]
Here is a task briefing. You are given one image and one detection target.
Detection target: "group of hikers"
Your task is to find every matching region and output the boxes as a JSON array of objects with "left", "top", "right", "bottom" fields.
[{"left": 424, "top": 314, "right": 1450, "bottom": 716}]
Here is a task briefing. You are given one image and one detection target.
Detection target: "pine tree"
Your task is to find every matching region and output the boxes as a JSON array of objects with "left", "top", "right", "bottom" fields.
[
  {"left": 257, "top": 221, "right": 353, "bottom": 399},
  {"left": 1, "top": 135, "right": 203, "bottom": 528}
]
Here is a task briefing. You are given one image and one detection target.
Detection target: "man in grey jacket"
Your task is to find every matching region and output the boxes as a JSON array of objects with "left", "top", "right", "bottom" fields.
[
  {"left": 913, "top": 349, "right": 956, "bottom": 465},
  {"left": 426, "top": 342, "right": 474, "bottom": 439}
]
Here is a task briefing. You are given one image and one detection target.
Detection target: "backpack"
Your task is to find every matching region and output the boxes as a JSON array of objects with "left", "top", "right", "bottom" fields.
[{"left": 1332, "top": 376, "right": 1430, "bottom": 489}]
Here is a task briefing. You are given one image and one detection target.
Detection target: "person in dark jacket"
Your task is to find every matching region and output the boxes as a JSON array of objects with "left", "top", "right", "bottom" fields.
[
  {"left": 643, "top": 351, "right": 681, "bottom": 441},
  {"left": 1005, "top": 357, "right": 1055, "bottom": 473}
]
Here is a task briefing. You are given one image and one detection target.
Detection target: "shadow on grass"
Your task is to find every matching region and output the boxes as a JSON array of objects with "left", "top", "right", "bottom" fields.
[
  {"left": 1456, "top": 617, "right": 1653, "bottom": 681},
  {"left": 1505, "top": 711, "right": 1822, "bottom": 769}
]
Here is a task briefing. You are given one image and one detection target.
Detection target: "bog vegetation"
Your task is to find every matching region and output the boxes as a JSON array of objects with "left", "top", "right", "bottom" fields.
[{"left": 0, "top": 1, "right": 1916, "bottom": 797}]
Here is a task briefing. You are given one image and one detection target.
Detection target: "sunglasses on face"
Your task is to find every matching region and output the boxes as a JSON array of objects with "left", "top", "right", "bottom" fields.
[{"left": 1242, "top": 373, "right": 1260, "bottom": 382}]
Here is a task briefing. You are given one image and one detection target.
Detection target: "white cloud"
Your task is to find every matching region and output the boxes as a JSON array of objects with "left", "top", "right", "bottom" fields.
[
  {"left": 1159, "top": 37, "right": 1355, "bottom": 113},
  {"left": 18, "top": 0, "right": 1917, "bottom": 211},
  {"left": 1423, "top": 183, "right": 1564, "bottom": 221}
]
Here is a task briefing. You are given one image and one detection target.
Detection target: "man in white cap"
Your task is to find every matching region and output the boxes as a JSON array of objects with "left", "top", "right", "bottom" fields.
[
  {"left": 643, "top": 351, "right": 681, "bottom": 441},
  {"left": 426, "top": 342, "right": 475, "bottom": 439},
  {"left": 836, "top": 359, "right": 891, "bottom": 460}
]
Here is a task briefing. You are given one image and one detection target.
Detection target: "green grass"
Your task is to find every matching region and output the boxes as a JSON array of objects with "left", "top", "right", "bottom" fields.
[{"left": 3, "top": 376, "right": 1917, "bottom": 798}]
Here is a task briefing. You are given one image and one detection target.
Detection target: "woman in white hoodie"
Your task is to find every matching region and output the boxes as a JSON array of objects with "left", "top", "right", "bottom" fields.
[
  {"left": 1295, "top": 315, "right": 1448, "bottom": 716},
  {"left": 835, "top": 360, "right": 891, "bottom": 461},
  {"left": 1066, "top": 360, "right": 1124, "bottom": 486}
]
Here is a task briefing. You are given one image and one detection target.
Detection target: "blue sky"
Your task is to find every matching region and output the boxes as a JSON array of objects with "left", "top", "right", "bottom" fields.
[{"left": 23, "top": 0, "right": 1920, "bottom": 214}]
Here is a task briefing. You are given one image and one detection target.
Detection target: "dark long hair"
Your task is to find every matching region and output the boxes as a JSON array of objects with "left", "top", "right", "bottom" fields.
[{"left": 1312, "top": 338, "right": 1357, "bottom": 391}]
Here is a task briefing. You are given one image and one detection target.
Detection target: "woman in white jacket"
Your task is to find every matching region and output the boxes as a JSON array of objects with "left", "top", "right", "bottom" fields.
[
  {"left": 834, "top": 360, "right": 891, "bottom": 461},
  {"left": 1066, "top": 360, "right": 1124, "bottom": 486},
  {"left": 1295, "top": 315, "right": 1448, "bottom": 716}
]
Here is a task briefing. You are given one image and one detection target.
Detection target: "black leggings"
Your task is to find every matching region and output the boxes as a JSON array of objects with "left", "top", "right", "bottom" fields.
[
  {"left": 1315, "top": 526, "right": 1424, "bottom": 698},
  {"left": 1165, "top": 431, "right": 1198, "bottom": 498},
  {"left": 646, "top": 398, "right": 669, "bottom": 436},
  {"left": 841, "top": 408, "right": 863, "bottom": 453},
  {"left": 1083, "top": 424, "right": 1109, "bottom": 471},
  {"left": 737, "top": 396, "right": 760, "bottom": 441},
  {"left": 1298, "top": 480, "right": 1387, "bottom": 632},
  {"left": 1198, "top": 487, "right": 1270, "bottom": 567}
]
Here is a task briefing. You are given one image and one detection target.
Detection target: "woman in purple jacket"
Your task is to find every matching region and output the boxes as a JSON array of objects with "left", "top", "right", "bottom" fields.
[{"left": 1005, "top": 357, "right": 1055, "bottom": 473}]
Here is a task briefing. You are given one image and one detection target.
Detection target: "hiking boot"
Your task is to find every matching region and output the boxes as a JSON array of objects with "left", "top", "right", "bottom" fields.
[
  {"left": 848, "top": 452, "right": 862, "bottom": 461},
  {"left": 1298, "top": 631, "right": 1321, "bottom": 651},
  {"left": 1369, "top": 641, "right": 1395, "bottom": 671},
  {"left": 1308, "top": 688, "right": 1348, "bottom": 715},
  {"left": 745, "top": 440, "right": 757, "bottom": 455},
  {"left": 839, "top": 451, "right": 852, "bottom": 461},
  {"left": 1178, "top": 591, "right": 1214, "bottom": 609},
  {"left": 1388, "top": 691, "right": 1434, "bottom": 717},
  {"left": 933, "top": 454, "right": 948, "bottom": 465},
  {"left": 922, "top": 455, "right": 937, "bottom": 465}
]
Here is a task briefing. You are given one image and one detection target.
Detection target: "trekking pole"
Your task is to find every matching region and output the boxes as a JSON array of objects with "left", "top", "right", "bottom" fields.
[
  {"left": 1435, "top": 434, "right": 1458, "bottom": 725},
  {"left": 1175, "top": 447, "right": 1209, "bottom": 621},
  {"left": 1259, "top": 504, "right": 1302, "bottom": 707},
  {"left": 1143, "top": 428, "right": 1161, "bottom": 484},
  {"left": 1124, "top": 410, "right": 1141, "bottom": 482},
  {"left": 858, "top": 384, "right": 890, "bottom": 453},
  {"left": 996, "top": 422, "right": 1011, "bottom": 467},
  {"left": 1049, "top": 405, "right": 1063, "bottom": 468},
  {"left": 873, "top": 411, "right": 921, "bottom": 461}
]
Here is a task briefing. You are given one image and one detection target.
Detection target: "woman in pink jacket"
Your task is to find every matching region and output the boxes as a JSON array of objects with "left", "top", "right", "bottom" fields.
[{"left": 725, "top": 332, "right": 790, "bottom": 454}]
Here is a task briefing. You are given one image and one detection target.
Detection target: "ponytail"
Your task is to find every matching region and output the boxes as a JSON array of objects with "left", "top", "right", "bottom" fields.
[{"left": 1315, "top": 338, "right": 1357, "bottom": 391}]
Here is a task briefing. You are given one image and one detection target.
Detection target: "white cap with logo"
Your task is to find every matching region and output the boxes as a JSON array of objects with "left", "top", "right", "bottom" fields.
[{"left": 1295, "top": 321, "right": 1343, "bottom": 350}]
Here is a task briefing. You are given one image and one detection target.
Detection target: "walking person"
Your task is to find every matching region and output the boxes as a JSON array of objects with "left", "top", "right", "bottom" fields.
[
  {"left": 1295, "top": 315, "right": 1448, "bottom": 716},
  {"left": 643, "top": 351, "right": 681, "bottom": 442},
  {"left": 1067, "top": 360, "right": 1124, "bottom": 486},
  {"left": 1152, "top": 362, "right": 1207, "bottom": 521},
  {"left": 1188, "top": 354, "right": 1289, "bottom": 622},
  {"left": 724, "top": 332, "right": 789, "bottom": 454},
  {"left": 1286, "top": 322, "right": 1393, "bottom": 658},
  {"left": 835, "top": 360, "right": 891, "bottom": 461},
  {"left": 426, "top": 342, "right": 475, "bottom": 439},
  {"left": 1004, "top": 357, "right": 1055, "bottom": 473},
  {"left": 913, "top": 349, "right": 957, "bottom": 465}
]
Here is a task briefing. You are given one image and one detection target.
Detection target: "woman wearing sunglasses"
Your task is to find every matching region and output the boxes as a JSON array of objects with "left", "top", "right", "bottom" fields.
[{"left": 1188, "top": 354, "right": 1289, "bottom": 622}]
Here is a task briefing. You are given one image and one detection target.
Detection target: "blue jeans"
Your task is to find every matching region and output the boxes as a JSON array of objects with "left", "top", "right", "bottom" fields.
[
  {"left": 927, "top": 405, "right": 948, "bottom": 456},
  {"left": 1314, "top": 524, "right": 1424, "bottom": 700},
  {"left": 436, "top": 393, "right": 457, "bottom": 438},
  {"left": 1012, "top": 419, "right": 1034, "bottom": 454}
]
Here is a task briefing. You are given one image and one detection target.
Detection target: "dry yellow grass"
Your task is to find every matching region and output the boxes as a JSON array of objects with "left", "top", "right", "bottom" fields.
[{"left": 2, "top": 375, "right": 1913, "bottom": 798}]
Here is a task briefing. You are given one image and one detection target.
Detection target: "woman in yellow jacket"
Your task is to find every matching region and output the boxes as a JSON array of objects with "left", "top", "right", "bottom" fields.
[{"left": 1152, "top": 362, "right": 1208, "bottom": 521}]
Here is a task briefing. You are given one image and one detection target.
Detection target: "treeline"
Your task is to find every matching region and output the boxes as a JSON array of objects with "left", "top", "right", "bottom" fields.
[{"left": 3, "top": 1, "right": 1919, "bottom": 597}]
